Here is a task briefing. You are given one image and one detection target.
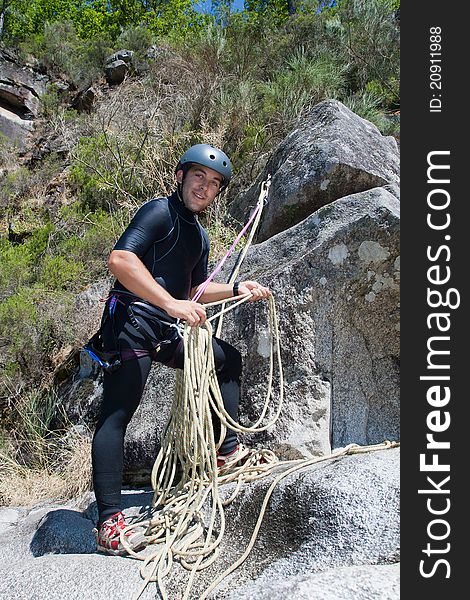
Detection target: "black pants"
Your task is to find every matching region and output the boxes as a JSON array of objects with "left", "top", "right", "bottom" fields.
[{"left": 91, "top": 328, "right": 242, "bottom": 527}]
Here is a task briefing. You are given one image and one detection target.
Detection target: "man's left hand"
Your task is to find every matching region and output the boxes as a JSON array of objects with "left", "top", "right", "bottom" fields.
[{"left": 238, "top": 280, "right": 271, "bottom": 301}]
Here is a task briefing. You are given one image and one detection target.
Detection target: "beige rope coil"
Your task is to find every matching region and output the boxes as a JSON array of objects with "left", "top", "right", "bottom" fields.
[{"left": 122, "top": 293, "right": 284, "bottom": 600}]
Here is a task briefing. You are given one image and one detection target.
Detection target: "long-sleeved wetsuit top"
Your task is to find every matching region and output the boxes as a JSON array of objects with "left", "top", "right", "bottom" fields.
[{"left": 112, "top": 191, "right": 210, "bottom": 299}]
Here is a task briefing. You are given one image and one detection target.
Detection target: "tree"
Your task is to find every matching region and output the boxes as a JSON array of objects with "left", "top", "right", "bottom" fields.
[
  {"left": 287, "top": 0, "right": 297, "bottom": 14},
  {"left": 243, "top": 0, "right": 290, "bottom": 27},
  {"left": 211, "top": 0, "right": 234, "bottom": 26}
]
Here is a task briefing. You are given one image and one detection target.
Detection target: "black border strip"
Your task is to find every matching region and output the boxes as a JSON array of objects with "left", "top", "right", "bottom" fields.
[{"left": 401, "top": 3, "right": 466, "bottom": 596}]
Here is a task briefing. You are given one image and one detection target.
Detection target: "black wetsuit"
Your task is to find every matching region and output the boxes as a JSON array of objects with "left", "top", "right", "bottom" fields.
[{"left": 91, "top": 192, "right": 240, "bottom": 527}]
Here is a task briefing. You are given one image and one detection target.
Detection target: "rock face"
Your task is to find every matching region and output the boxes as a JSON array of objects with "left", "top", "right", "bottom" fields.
[
  {"left": 228, "top": 564, "right": 400, "bottom": 600},
  {"left": 0, "top": 448, "right": 399, "bottom": 600},
  {"left": 0, "top": 48, "right": 49, "bottom": 149},
  {"left": 229, "top": 99, "right": 399, "bottom": 243},
  {"left": 223, "top": 186, "right": 400, "bottom": 452}
]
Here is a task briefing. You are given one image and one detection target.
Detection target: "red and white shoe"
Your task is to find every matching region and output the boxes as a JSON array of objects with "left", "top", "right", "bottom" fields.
[
  {"left": 217, "top": 443, "right": 272, "bottom": 474},
  {"left": 93, "top": 511, "right": 146, "bottom": 556}
]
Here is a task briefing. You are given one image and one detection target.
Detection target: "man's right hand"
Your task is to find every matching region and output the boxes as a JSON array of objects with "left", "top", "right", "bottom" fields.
[{"left": 165, "top": 299, "right": 207, "bottom": 327}]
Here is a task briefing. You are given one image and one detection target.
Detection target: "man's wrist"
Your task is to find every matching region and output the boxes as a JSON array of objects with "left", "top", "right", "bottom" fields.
[{"left": 233, "top": 281, "right": 240, "bottom": 297}]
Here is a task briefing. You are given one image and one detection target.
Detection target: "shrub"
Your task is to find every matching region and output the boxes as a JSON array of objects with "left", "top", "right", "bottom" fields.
[
  {"left": 343, "top": 90, "right": 399, "bottom": 136},
  {"left": 41, "top": 255, "right": 85, "bottom": 291},
  {"left": 116, "top": 24, "right": 155, "bottom": 56},
  {"left": 0, "top": 133, "right": 21, "bottom": 171},
  {"left": 0, "top": 167, "right": 31, "bottom": 210},
  {"left": 0, "top": 386, "right": 92, "bottom": 506},
  {"left": 28, "top": 20, "right": 80, "bottom": 80},
  {"left": 0, "top": 287, "right": 38, "bottom": 382},
  {"left": 258, "top": 49, "right": 348, "bottom": 137},
  {"left": 0, "top": 239, "right": 34, "bottom": 297}
]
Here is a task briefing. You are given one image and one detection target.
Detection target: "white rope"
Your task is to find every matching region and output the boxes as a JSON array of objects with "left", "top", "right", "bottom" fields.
[
  {"left": 122, "top": 291, "right": 399, "bottom": 599},
  {"left": 214, "top": 175, "right": 271, "bottom": 339},
  {"left": 123, "top": 293, "right": 283, "bottom": 599}
]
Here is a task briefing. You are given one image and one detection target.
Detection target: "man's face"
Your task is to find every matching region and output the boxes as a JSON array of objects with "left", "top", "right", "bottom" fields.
[{"left": 176, "top": 165, "right": 223, "bottom": 213}]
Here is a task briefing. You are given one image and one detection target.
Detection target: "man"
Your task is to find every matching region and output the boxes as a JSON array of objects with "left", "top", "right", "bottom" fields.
[{"left": 91, "top": 144, "right": 270, "bottom": 555}]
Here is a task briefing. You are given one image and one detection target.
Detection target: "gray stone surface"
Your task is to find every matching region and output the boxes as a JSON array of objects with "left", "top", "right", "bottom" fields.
[
  {"left": 0, "top": 107, "right": 34, "bottom": 148},
  {"left": 221, "top": 186, "right": 399, "bottom": 453},
  {"left": 0, "top": 48, "right": 50, "bottom": 148},
  {"left": 229, "top": 99, "right": 399, "bottom": 242},
  {"left": 212, "top": 447, "right": 400, "bottom": 595},
  {"left": 225, "top": 564, "right": 400, "bottom": 600},
  {"left": 105, "top": 60, "right": 129, "bottom": 85},
  {"left": 0, "top": 449, "right": 399, "bottom": 600}
]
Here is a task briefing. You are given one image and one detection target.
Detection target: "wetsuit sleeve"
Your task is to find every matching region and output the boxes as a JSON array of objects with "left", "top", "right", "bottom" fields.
[
  {"left": 113, "top": 199, "right": 169, "bottom": 257},
  {"left": 191, "top": 227, "right": 210, "bottom": 288}
]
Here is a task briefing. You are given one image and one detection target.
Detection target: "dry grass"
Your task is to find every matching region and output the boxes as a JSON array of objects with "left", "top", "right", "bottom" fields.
[{"left": 0, "top": 434, "right": 93, "bottom": 507}]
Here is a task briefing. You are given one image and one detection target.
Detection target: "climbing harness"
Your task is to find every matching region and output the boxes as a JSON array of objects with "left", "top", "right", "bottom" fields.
[
  {"left": 83, "top": 331, "right": 121, "bottom": 373},
  {"left": 83, "top": 290, "right": 184, "bottom": 370}
]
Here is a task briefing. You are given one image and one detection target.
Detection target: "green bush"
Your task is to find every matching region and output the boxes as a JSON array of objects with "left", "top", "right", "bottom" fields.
[
  {"left": 0, "top": 168, "right": 31, "bottom": 210},
  {"left": 0, "top": 287, "right": 38, "bottom": 360},
  {"left": 0, "top": 239, "right": 34, "bottom": 296},
  {"left": 40, "top": 255, "right": 85, "bottom": 290},
  {"left": 56, "top": 204, "right": 123, "bottom": 279},
  {"left": 70, "top": 133, "right": 147, "bottom": 209},
  {"left": 17, "top": 19, "right": 113, "bottom": 87},
  {"left": 259, "top": 49, "right": 348, "bottom": 131},
  {"left": 343, "top": 90, "right": 399, "bottom": 136},
  {"left": 116, "top": 24, "right": 155, "bottom": 56}
]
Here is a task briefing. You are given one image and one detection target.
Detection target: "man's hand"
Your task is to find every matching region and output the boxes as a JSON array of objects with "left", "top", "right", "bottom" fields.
[
  {"left": 165, "top": 299, "right": 207, "bottom": 327},
  {"left": 238, "top": 280, "right": 271, "bottom": 302}
]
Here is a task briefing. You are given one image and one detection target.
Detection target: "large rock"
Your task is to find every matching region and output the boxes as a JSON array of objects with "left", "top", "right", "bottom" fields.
[
  {"left": 0, "top": 48, "right": 49, "bottom": 148},
  {"left": 209, "top": 447, "right": 400, "bottom": 598},
  {"left": 104, "top": 50, "right": 134, "bottom": 85},
  {"left": 104, "top": 60, "right": 128, "bottom": 85},
  {"left": 224, "top": 186, "right": 400, "bottom": 452},
  {"left": 0, "top": 448, "right": 399, "bottom": 599},
  {"left": 0, "top": 105, "right": 34, "bottom": 148},
  {"left": 229, "top": 99, "right": 399, "bottom": 242},
  {"left": 228, "top": 564, "right": 400, "bottom": 600}
]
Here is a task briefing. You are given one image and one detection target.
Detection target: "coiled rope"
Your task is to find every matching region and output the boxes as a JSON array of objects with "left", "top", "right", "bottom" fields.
[
  {"left": 122, "top": 291, "right": 283, "bottom": 600},
  {"left": 120, "top": 177, "right": 400, "bottom": 600}
]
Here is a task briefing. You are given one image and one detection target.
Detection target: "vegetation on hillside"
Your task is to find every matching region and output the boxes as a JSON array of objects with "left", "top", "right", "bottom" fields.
[{"left": 0, "top": 0, "right": 399, "bottom": 505}]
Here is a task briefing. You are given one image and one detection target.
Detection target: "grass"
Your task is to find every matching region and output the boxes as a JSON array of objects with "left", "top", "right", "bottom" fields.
[
  {"left": 0, "top": 432, "right": 93, "bottom": 507},
  {"left": 0, "top": 389, "right": 93, "bottom": 507}
]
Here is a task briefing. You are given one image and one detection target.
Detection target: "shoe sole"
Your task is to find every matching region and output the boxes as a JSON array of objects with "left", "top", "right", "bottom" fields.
[{"left": 96, "top": 531, "right": 146, "bottom": 556}]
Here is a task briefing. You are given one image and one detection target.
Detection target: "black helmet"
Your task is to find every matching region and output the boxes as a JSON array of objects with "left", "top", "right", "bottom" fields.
[{"left": 176, "top": 144, "right": 232, "bottom": 191}]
